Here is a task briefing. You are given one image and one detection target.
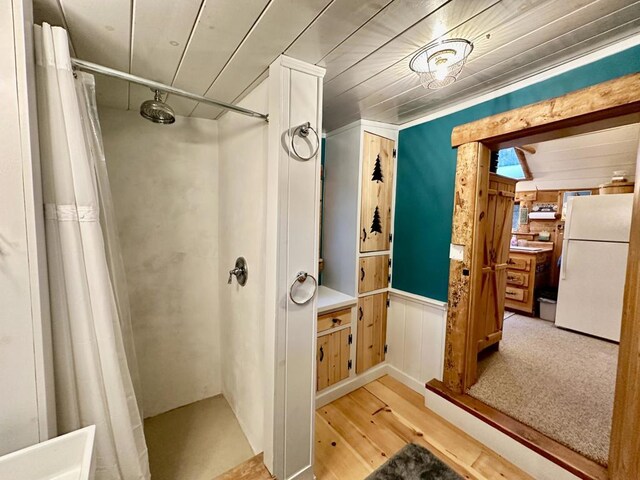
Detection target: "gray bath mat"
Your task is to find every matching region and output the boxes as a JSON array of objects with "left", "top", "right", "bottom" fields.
[{"left": 366, "top": 443, "right": 462, "bottom": 480}]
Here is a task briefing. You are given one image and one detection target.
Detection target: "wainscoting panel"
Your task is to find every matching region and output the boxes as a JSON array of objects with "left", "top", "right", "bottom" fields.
[{"left": 387, "top": 290, "right": 447, "bottom": 392}]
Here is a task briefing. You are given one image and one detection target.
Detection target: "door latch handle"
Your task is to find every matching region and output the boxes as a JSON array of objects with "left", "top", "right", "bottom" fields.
[
  {"left": 360, "top": 267, "right": 365, "bottom": 281},
  {"left": 358, "top": 306, "right": 364, "bottom": 321},
  {"left": 319, "top": 346, "right": 324, "bottom": 362}
]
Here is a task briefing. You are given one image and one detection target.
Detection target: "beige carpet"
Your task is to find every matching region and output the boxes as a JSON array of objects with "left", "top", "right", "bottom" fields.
[
  {"left": 467, "top": 315, "right": 618, "bottom": 466},
  {"left": 144, "top": 395, "right": 254, "bottom": 480}
]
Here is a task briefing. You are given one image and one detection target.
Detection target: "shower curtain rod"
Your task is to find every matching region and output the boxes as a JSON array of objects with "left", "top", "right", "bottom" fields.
[{"left": 71, "top": 58, "right": 269, "bottom": 121}]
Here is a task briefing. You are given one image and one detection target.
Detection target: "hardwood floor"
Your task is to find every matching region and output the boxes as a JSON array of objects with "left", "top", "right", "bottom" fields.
[
  {"left": 214, "top": 453, "right": 273, "bottom": 480},
  {"left": 315, "top": 375, "right": 533, "bottom": 479}
]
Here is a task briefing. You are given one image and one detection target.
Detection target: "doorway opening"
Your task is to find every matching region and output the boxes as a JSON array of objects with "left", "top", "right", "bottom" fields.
[{"left": 435, "top": 73, "right": 640, "bottom": 480}]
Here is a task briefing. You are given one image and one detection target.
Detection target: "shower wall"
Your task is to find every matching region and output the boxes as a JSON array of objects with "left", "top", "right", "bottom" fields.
[
  {"left": 217, "top": 79, "right": 269, "bottom": 452},
  {"left": 100, "top": 108, "right": 221, "bottom": 417}
]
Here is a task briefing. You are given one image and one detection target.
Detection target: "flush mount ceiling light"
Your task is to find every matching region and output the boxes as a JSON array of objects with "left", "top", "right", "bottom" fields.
[{"left": 409, "top": 38, "right": 473, "bottom": 89}]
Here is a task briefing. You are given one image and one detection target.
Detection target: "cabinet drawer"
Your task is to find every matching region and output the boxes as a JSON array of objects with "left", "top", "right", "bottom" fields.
[
  {"left": 507, "top": 256, "right": 531, "bottom": 271},
  {"left": 318, "top": 308, "right": 351, "bottom": 333},
  {"left": 505, "top": 286, "right": 527, "bottom": 303},
  {"left": 506, "top": 270, "right": 529, "bottom": 287},
  {"left": 359, "top": 254, "right": 389, "bottom": 293},
  {"left": 317, "top": 328, "right": 350, "bottom": 391}
]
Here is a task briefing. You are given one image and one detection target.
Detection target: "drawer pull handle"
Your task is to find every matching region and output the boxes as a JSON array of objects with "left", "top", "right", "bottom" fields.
[{"left": 332, "top": 318, "right": 340, "bottom": 324}]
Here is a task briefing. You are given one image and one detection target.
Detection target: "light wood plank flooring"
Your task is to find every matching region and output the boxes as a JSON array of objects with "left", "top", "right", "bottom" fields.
[
  {"left": 214, "top": 453, "right": 273, "bottom": 480},
  {"left": 315, "top": 375, "right": 533, "bottom": 479}
]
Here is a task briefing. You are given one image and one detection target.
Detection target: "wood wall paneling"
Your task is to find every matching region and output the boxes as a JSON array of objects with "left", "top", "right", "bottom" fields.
[
  {"left": 167, "top": 0, "right": 271, "bottom": 116},
  {"left": 128, "top": 0, "right": 203, "bottom": 110},
  {"left": 284, "top": 0, "right": 390, "bottom": 65},
  {"left": 58, "top": 0, "right": 131, "bottom": 109},
  {"left": 386, "top": 293, "right": 448, "bottom": 390},
  {"left": 191, "top": 0, "right": 333, "bottom": 119},
  {"left": 33, "top": 0, "right": 640, "bottom": 128},
  {"left": 322, "top": 0, "right": 504, "bottom": 101},
  {"left": 367, "top": 0, "right": 639, "bottom": 127}
]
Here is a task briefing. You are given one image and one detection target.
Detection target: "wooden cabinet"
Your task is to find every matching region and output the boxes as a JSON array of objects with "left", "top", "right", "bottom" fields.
[
  {"left": 358, "top": 254, "right": 389, "bottom": 294},
  {"left": 317, "top": 308, "right": 351, "bottom": 334},
  {"left": 317, "top": 328, "right": 351, "bottom": 391},
  {"left": 360, "top": 132, "right": 395, "bottom": 253},
  {"left": 505, "top": 250, "right": 552, "bottom": 314},
  {"left": 356, "top": 292, "right": 388, "bottom": 374},
  {"left": 322, "top": 121, "right": 398, "bottom": 391}
]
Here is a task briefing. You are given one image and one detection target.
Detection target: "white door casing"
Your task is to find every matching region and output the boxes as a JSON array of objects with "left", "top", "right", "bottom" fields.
[{"left": 264, "top": 56, "right": 325, "bottom": 480}]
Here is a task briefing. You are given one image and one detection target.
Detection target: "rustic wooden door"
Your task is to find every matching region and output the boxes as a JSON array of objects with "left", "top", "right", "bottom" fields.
[
  {"left": 474, "top": 174, "right": 516, "bottom": 355},
  {"left": 316, "top": 328, "right": 350, "bottom": 391},
  {"left": 360, "top": 132, "right": 395, "bottom": 253},
  {"left": 356, "top": 292, "right": 388, "bottom": 373},
  {"left": 358, "top": 254, "right": 390, "bottom": 293}
]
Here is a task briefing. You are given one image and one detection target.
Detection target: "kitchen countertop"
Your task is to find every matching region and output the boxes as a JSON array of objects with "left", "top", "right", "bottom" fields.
[
  {"left": 317, "top": 286, "right": 357, "bottom": 314},
  {"left": 510, "top": 245, "right": 553, "bottom": 253}
]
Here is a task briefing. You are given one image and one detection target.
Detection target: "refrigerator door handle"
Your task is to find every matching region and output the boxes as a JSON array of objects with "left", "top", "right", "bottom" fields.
[{"left": 561, "top": 239, "right": 569, "bottom": 280}]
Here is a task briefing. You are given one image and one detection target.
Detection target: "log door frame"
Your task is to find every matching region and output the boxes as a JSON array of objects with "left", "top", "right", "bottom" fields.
[{"left": 442, "top": 72, "right": 640, "bottom": 477}]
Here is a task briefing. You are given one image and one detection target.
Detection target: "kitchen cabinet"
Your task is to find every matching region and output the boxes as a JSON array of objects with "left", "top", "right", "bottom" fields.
[{"left": 505, "top": 250, "right": 552, "bottom": 314}]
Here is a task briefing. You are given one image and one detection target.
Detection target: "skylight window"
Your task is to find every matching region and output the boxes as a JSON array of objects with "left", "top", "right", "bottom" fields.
[{"left": 496, "top": 148, "right": 525, "bottom": 179}]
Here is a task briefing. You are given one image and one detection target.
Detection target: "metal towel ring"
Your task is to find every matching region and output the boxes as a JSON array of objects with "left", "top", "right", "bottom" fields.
[
  {"left": 291, "top": 122, "right": 320, "bottom": 161},
  {"left": 289, "top": 271, "right": 318, "bottom": 305}
]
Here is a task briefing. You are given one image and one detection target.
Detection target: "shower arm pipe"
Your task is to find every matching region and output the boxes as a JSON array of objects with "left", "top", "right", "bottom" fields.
[{"left": 70, "top": 58, "right": 269, "bottom": 121}]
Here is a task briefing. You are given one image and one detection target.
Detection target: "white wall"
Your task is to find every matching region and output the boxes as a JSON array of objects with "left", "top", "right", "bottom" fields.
[
  {"left": 323, "top": 125, "right": 360, "bottom": 296},
  {"left": 0, "top": 0, "right": 54, "bottom": 455},
  {"left": 100, "top": 108, "right": 221, "bottom": 418},
  {"left": 217, "top": 79, "right": 269, "bottom": 453},
  {"left": 386, "top": 291, "right": 447, "bottom": 393}
]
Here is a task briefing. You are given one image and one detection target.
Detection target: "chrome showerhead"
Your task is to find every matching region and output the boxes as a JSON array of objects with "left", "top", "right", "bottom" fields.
[{"left": 140, "top": 89, "right": 175, "bottom": 124}]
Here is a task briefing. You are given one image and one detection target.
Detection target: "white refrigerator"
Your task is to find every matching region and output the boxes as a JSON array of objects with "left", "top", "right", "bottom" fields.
[{"left": 555, "top": 193, "right": 633, "bottom": 342}]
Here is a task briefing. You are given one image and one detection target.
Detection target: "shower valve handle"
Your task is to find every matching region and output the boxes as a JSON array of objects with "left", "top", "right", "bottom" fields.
[
  {"left": 227, "top": 257, "right": 248, "bottom": 286},
  {"left": 228, "top": 268, "right": 242, "bottom": 284}
]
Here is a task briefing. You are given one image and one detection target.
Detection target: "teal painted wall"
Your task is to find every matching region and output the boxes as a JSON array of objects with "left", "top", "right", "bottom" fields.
[{"left": 392, "top": 45, "right": 640, "bottom": 302}]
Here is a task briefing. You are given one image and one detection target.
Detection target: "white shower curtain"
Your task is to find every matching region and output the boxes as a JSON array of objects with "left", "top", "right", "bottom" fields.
[{"left": 34, "top": 23, "right": 150, "bottom": 480}]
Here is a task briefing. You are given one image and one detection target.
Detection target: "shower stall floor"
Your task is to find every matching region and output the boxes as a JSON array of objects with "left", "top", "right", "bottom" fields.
[{"left": 144, "top": 395, "right": 254, "bottom": 480}]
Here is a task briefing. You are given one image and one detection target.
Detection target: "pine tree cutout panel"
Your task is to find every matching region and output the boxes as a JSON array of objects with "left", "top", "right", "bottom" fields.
[
  {"left": 371, "top": 154, "right": 384, "bottom": 183},
  {"left": 360, "top": 132, "right": 395, "bottom": 253}
]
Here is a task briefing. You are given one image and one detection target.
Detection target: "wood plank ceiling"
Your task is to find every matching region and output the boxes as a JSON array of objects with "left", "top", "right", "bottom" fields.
[
  {"left": 516, "top": 123, "right": 639, "bottom": 191},
  {"left": 33, "top": 0, "right": 640, "bottom": 131}
]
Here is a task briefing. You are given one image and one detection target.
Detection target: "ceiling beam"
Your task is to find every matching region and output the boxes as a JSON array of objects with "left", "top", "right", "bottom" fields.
[
  {"left": 516, "top": 145, "right": 536, "bottom": 154},
  {"left": 515, "top": 148, "right": 533, "bottom": 181},
  {"left": 450, "top": 73, "right": 640, "bottom": 147}
]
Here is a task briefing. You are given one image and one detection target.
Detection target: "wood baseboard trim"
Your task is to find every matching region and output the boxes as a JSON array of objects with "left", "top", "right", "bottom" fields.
[{"left": 425, "top": 379, "right": 608, "bottom": 480}]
